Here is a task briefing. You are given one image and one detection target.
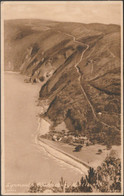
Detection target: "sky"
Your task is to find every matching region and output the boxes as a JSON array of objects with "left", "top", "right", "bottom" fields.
[{"left": 1, "top": 1, "right": 122, "bottom": 25}]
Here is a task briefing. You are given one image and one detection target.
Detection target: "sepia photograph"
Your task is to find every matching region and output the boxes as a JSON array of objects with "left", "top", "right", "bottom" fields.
[{"left": 1, "top": 0, "right": 123, "bottom": 195}]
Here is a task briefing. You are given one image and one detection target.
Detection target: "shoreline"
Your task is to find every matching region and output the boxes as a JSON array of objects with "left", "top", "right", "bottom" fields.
[
  {"left": 35, "top": 115, "right": 90, "bottom": 176},
  {"left": 39, "top": 137, "right": 90, "bottom": 169},
  {"left": 4, "top": 70, "right": 20, "bottom": 74},
  {"left": 36, "top": 136, "right": 89, "bottom": 175},
  {"left": 4, "top": 72, "right": 87, "bottom": 194},
  {"left": 35, "top": 115, "right": 121, "bottom": 172}
]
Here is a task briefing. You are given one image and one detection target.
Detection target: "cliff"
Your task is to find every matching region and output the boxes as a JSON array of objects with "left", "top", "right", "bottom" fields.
[{"left": 4, "top": 19, "right": 121, "bottom": 145}]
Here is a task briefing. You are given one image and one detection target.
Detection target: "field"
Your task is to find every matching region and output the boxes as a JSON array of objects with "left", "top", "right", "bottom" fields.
[{"left": 39, "top": 137, "right": 121, "bottom": 169}]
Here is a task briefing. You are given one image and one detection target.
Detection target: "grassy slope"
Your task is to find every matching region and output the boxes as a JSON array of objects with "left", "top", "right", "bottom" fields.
[{"left": 4, "top": 19, "right": 121, "bottom": 146}]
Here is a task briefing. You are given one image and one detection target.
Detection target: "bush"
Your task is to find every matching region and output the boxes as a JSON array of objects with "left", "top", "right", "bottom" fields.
[
  {"left": 97, "top": 149, "right": 102, "bottom": 154},
  {"left": 28, "top": 182, "right": 45, "bottom": 193},
  {"left": 107, "top": 143, "right": 112, "bottom": 150},
  {"left": 28, "top": 157, "right": 121, "bottom": 193},
  {"left": 39, "top": 76, "right": 45, "bottom": 82},
  {"left": 79, "top": 176, "right": 92, "bottom": 192},
  {"left": 73, "top": 145, "right": 82, "bottom": 152}
]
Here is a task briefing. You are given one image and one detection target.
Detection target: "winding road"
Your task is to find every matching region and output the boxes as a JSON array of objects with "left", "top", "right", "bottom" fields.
[{"left": 58, "top": 31, "right": 120, "bottom": 132}]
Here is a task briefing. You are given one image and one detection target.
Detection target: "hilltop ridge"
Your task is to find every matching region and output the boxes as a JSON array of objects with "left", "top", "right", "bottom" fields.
[{"left": 4, "top": 19, "right": 121, "bottom": 146}]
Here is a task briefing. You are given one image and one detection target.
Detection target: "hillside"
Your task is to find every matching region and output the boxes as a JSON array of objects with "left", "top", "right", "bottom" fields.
[{"left": 4, "top": 19, "right": 121, "bottom": 146}]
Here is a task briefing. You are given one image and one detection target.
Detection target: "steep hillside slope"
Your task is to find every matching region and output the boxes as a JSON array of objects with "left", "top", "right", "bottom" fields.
[{"left": 4, "top": 19, "right": 121, "bottom": 146}]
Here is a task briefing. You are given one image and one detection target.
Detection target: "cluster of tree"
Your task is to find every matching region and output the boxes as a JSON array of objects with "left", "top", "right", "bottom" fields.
[
  {"left": 86, "top": 122, "right": 121, "bottom": 148},
  {"left": 28, "top": 155, "right": 121, "bottom": 193},
  {"left": 67, "top": 156, "right": 121, "bottom": 193}
]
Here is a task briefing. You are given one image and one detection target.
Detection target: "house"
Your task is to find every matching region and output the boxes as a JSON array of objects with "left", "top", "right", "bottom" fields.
[
  {"left": 81, "top": 136, "right": 87, "bottom": 140},
  {"left": 58, "top": 138, "right": 62, "bottom": 142},
  {"left": 52, "top": 135, "right": 57, "bottom": 141}
]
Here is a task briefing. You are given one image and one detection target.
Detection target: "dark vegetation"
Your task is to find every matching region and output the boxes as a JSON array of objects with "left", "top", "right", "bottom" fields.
[
  {"left": 4, "top": 19, "right": 121, "bottom": 147},
  {"left": 28, "top": 156, "right": 121, "bottom": 193},
  {"left": 73, "top": 145, "right": 83, "bottom": 152}
]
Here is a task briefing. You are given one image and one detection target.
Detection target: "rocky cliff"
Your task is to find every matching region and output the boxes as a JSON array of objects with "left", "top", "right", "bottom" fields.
[{"left": 4, "top": 19, "right": 121, "bottom": 145}]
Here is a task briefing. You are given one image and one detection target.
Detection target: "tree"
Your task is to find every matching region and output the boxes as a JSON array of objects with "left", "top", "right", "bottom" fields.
[
  {"left": 79, "top": 176, "right": 92, "bottom": 192},
  {"left": 98, "top": 149, "right": 102, "bottom": 154},
  {"left": 59, "top": 177, "right": 66, "bottom": 192},
  {"left": 86, "top": 167, "right": 97, "bottom": 185},
  {"left": 73, "top": 145, "right": 82, "bottom": 152},
  {"left": 107, "top": 143, "right": 112, "bottom": 150}
]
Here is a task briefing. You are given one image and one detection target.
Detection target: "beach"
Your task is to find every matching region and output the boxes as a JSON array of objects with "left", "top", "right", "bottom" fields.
[{"left": 4, "top": 72, "right": 85, "bottom": 193}]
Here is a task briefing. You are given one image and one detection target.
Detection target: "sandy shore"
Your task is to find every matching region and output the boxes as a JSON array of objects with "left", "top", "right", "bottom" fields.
[
  {"left": 35, "top": 112, "right": 121, "bottom": 171},
  {"left": 35, "top": 115, "right": 89, "bottom": 176},
  {"left": 36, "top": 137, "right": 89, "bottom": 175},
  {"left": 4, "top": 72, "right": 85, "bottom": 194}
]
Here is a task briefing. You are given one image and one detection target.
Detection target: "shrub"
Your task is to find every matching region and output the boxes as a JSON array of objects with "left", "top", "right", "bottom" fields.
[
  {"left": 39, "top": 76, "right": 45, "bottom": 82},
  {"left": 107, "top": 143, "right": 112, "bottom": 150},
  {"left": 79, "top": 176, "right": 92, "bottom": 192},
  {"left": 98, "top": 149, "right": 102, "bottom": 153},
  {"left": 73, "top": 145, "right": 82, "bottom": 152},
  {"left": 28, "top": 157, "right": 121, "bottom": 193}
]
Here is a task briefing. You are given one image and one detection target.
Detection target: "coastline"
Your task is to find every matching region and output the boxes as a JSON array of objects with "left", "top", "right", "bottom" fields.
[
  {"left": 35, "top": 114, "right": 121, "bottom": 172},
  {"left": 4, "top": 72, "right": 86, "bottom": 194},
  {"left": 4, "top": 71, "right": 20, "bottom": 74},
  {"left": 5, "top": 71, "right": 89, "bottom": 175},
  {"left": 35, "top": 115, "right": 90, "bottom": 176},
  {"left": 36, "top": 136, "right": 89, "bottom": 175},
  {"left": 4, "top": 70, "right": 122, "bottom": 194}
]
